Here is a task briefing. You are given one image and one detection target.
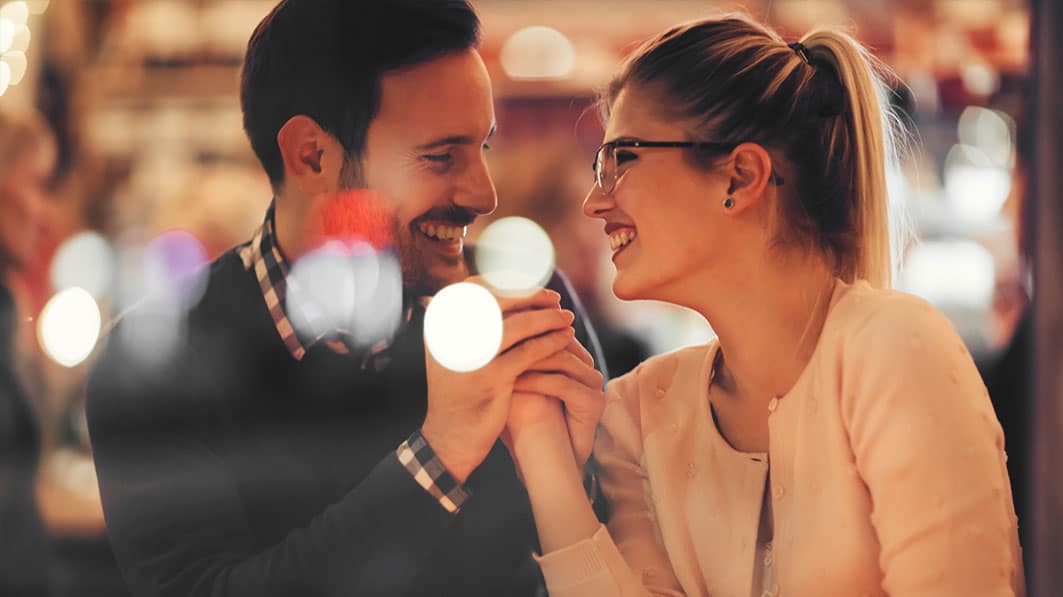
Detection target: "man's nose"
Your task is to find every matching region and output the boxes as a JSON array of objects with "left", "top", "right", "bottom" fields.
[{"left": 453, "top": 152, "right": 497, "bottom": 216}]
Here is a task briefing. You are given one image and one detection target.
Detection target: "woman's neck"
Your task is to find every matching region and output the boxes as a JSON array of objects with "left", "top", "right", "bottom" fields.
[{"left": 687, "top": 252, "right": 837, "bottom": 404}]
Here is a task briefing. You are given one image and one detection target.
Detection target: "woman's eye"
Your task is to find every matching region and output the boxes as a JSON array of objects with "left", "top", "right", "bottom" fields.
[
  {"left": 616, "top": 150, "right": 638, "bottom": 165},
  {"left": 424, "top": 153, "right": 453, "bottom": 163}
]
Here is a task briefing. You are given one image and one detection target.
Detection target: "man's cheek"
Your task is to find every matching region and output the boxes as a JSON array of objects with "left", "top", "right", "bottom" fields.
[{"left": 318, "top": 190, "right": 396, "bottom": 250}]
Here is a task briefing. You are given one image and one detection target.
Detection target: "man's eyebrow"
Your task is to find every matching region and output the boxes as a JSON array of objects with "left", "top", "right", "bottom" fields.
[{"left": 415, "top": 123, "right": 497, "bottom": 151}]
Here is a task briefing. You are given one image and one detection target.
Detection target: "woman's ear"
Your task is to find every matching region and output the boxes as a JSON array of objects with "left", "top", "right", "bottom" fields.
[{"left": 723, "top": 142, "right": 775, "bottom": 214}]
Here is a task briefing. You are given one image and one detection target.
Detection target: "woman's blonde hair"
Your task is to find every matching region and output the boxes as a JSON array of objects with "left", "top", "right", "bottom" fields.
[{"left": 603, "top": 15, "right": 908, "bottom": 288}]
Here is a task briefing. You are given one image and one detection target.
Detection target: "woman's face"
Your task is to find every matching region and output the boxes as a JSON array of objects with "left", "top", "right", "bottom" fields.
[
  {"left": 582, "top": 88, "right": 735, "bottom": 303},
  {"left": 0, "top": 146, "right": 52, "bottom": 270}
]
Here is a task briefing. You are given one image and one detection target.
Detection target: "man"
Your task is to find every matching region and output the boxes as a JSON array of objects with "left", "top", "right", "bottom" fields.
[{"left": 87, "top": 1, "right": 604, "bottom": 596}]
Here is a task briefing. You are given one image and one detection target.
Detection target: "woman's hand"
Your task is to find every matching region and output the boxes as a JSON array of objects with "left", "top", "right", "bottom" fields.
[{"left": 504, "top": 339, "right": 605, "bottom": 471}]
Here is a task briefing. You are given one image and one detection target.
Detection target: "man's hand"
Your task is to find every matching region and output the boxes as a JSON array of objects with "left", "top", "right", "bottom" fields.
[{"left": 422, "top": 285, "right": 574, "bottom": 483}]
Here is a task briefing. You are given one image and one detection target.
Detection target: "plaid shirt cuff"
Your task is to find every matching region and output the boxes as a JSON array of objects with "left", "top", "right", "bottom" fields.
[{"left": 396, "top": 430, "right": 471, "bottom": 514}]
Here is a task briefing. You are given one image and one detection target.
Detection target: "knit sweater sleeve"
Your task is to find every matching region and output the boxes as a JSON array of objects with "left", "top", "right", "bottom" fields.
[
  {"left": 535, "top": 365, "right": 686, "bottom": 597},
  {"left": 840, "top": 293, "right": 1025, "bottom": 597}
]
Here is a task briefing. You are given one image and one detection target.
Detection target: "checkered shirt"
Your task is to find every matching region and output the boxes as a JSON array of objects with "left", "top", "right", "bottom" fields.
[{"left": 239, "top": 201, "right": 469, "bottom": 514}]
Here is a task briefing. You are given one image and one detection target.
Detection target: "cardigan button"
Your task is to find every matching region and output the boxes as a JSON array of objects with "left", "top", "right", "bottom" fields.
[{"left": 773, "top": 484, "right": 786, "bottom": 500}]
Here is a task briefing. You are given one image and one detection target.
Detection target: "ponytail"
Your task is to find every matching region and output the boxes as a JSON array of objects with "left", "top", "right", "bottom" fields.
[{"left": 801, "top": 30, "right": 908, "bottom": 289}]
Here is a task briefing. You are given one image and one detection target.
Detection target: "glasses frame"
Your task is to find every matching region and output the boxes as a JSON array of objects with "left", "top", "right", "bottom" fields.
[{"left": 591, "top": 140, "right": 785, "bottom": 194}]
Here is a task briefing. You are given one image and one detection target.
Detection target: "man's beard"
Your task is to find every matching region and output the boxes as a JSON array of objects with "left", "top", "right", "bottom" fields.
[
  {"left": 398, "top": 205, "right": 477, "bottom": 297},
  {"left": 335, "top": 154, "right": 474, "bottom": 297}
]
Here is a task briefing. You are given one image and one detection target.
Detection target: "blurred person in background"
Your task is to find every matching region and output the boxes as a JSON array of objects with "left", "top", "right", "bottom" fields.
[
  {"left": 981, "top": 79, "right": 1034, "bottom": 576},
  {"left": 0, "top": 107, "right": 56, "bottom": 596},
  {"left": 502, "top": 15, "right": 1025, "bottom": 597},
  {"left": 87, "top": 1, "right": 603, "bottom": 596}
]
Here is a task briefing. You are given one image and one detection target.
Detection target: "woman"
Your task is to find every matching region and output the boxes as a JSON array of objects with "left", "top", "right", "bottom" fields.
[
  {"left": 0, "top": 107, "right": 56, "bottom": 596},
  {"left": 504, "top": 15, "right": 1025, "bottom": 597}
]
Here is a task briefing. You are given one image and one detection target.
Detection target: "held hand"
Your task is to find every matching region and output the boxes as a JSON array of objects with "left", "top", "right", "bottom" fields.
[
  {"left": 423, "top": 284, "right": 575, "bottom": 483},
  {"left": 506, "top": 338, "right": 605, "bottom": 470}
]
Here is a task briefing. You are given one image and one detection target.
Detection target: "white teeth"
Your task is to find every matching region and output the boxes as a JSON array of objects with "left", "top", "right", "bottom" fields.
[
  {"left": 608, "top": 229, "right": 637, "bottom": 252},
  {"left": 418, "top": 222, "right": 467, "bottom": 241}
]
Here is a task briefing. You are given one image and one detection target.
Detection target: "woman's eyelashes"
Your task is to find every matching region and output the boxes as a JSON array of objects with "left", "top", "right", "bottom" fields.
[{"left": 616, "top": 150, "right": 638, "bottom": 166}]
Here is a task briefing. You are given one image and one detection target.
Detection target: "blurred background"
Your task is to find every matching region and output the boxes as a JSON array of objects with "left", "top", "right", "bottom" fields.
[{"left": 0, "top": 0, "right": 1052, "bottom": 595}]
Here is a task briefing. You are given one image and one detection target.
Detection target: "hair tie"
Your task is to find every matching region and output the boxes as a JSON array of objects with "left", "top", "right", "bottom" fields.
[{"left": 788, "top": 41, "right": 812, "bottom": 65}]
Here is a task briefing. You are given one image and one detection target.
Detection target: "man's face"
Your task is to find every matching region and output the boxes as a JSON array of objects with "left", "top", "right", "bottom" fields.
[{"left": 358, "top": 49, "right": 498, "bottom": 295}]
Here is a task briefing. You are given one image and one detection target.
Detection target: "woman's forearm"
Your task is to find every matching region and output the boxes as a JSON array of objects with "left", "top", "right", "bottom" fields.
[{"left": 512, "top": 414, "right": 601, "bottom": 554}]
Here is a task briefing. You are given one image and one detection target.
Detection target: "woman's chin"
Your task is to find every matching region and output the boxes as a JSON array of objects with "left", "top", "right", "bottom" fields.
[{"left": 611, "top": 271, "right": 646, "bottom": 301}]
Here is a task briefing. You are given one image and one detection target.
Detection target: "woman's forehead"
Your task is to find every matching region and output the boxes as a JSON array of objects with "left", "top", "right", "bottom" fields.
[{"left": 604, "top": 88, "right": 689, "bottom": 142}]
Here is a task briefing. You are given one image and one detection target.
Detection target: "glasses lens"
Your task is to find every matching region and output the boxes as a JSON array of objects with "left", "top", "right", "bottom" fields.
[{"left": 595, "top": 145, "right": 615, "bottom": 193}]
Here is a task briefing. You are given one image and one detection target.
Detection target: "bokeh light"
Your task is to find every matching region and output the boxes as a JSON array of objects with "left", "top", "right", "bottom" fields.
[
  {"left": 961, "top": 62, "right": 1000, "bottom": 97},
  {"left": 25, "top": 0, "right": 47, "bottom": 14},
  {"left": 50, "top": 231, "right": 116, "bottom": 300},
  {"left": 287, "top": 242, "right": 402, "bottom": 347},
  {"left": 423, "top": 282, "right": 503, "bottom": 373},
  {"left": 501, "top": 26, "right": 576, "bottom": 80},
  {"left": 288, "top": 244, "right": 359, "bottom": 341},
  {"left": 957, "top": 106, "right": 1013, "bottom": 167},
  {"left": 475, "top": 217, "right": 556, "bottom": 297},
  {"left": 38, "top": 287, "right": 101, "bottom": 368},
  {"left": 944, "top": 144, "right": 1012, "bottom": 223},
  {"left": 115, "top": 297, "right": 183, "bottom": 370},
  {"left": 0, "top": 2, "right": 28, "bottom": 25},
  {"left": 0, "top": 19, "right": 13, "bottom": 54},
  {"left": 143, "top": 229, "right": 210, "bottom": 310},
  {"left": 1, "top": 49, "right": 24, "bottom": 84},
  {"left": 8, "top": 22, "right": 27, "bottom": 52},
  {"left": 899, "top": 240, "right": 995, "bottom": 307},
  {"left": 0, "top": 59, "right": 9, "bottom": 96}
]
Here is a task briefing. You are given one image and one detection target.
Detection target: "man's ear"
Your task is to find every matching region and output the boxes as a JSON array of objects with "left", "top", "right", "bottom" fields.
[
  {"left": 723, "top": 142, "right": 775, "bottom": 214},
  {"left": 277, "top": 115, "right": 332, "bottom": 196}
]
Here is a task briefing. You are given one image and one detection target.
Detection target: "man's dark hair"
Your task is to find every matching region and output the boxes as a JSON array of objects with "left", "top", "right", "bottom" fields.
[{"left": 241, "top": 0, "right": 482, "bottom": 187}]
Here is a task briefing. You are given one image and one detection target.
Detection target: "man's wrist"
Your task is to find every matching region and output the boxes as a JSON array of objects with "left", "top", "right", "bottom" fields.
[
  {"left": 396, "top": 430, "right": 471, "bottom": 514},
  {"left": 419, "top": 422, "right": 480, "bottom": 484}
]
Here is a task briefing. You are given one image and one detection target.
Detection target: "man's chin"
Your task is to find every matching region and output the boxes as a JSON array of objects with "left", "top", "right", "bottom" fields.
[{"left": 402, "top": 256, "right": 470, "bottom": 297}]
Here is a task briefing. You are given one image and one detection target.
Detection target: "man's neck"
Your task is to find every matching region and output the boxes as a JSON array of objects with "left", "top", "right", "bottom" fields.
[{"left": 273, "top": 192, "right": 322, "bottom": 265}]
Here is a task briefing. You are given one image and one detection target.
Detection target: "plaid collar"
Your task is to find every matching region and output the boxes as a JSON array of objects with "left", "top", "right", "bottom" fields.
[{"left": 239, "top": 200, "right": 415, "bottom": 363}]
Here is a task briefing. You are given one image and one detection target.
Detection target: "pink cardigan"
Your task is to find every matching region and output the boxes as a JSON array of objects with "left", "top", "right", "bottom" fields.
[{"left": 538, "top": 280, "right": 1025, "bottom": 596}]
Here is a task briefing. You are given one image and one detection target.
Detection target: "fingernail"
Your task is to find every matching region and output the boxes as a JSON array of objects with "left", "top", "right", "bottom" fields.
[{"left": 563, "top": 310, "right": 575, "bottom": 321}]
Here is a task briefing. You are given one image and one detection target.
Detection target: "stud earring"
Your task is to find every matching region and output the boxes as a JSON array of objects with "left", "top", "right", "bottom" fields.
[{"left": 723, "top": 197, "right": 735, "bottom": 209}]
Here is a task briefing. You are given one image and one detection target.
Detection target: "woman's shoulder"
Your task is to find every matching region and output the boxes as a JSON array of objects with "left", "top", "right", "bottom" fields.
[
  {"left": 827, "top": 280, "right": 962, "bottom": 354},
  {"left": 823, "top": 280, "right": 980, "bottom": 407}
]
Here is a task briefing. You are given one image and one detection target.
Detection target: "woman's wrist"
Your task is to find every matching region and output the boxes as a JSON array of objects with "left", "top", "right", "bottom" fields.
[{"left": 512, "top": 410, "right": 600, "bottom": 553}]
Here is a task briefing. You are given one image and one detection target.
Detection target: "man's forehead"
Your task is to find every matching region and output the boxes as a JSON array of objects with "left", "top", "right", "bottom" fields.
[{"left": 375, "top": 49, "right": 495, "bottom": 144}]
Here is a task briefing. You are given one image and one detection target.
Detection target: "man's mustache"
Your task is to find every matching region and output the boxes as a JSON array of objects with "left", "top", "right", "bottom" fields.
[{"left": 412, "top": 206, "right": 478, "bottom": 227}]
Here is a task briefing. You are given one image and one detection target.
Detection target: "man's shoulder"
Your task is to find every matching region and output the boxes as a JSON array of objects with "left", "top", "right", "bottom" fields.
[{"left": 86, "top": 248, "right": 263, "bottom": 428}]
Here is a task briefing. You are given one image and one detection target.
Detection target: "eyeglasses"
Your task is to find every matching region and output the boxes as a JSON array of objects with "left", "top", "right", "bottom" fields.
[{"left": 591, "top": 140, "right": 785, "bottom": 195}]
